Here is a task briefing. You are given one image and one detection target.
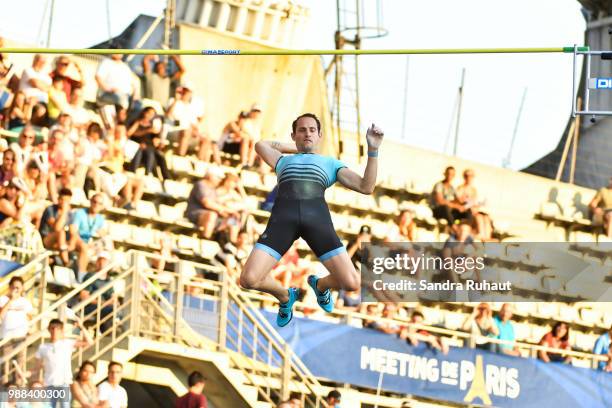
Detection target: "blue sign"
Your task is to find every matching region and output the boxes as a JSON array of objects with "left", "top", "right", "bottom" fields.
[{"left": 594, "top": 78, "right": 612, "bottom": 89}]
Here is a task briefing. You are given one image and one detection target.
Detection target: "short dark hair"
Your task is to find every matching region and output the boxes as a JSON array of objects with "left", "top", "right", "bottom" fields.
[
  {"left": 48, "top": 318, "right": 64, "bottom": 328},
  {"left": 412, "top": 311, "right": 424, "bottom": 320},
  {"left": 327, "top": 390, "right": 341, "bottom": 400},
  {"left": 108, "top": 361, "right": 122, "bottom": 371},
  {"left": 8, "top": 276, "right": 23, "bottom": 286},
  {"left": 444, "top": 166, "right": 455, "bottom": 173},
  {"left": 291, "top": 113, "right": 321, "bottom": 134},
  {"left": 59, "top": 188, "right": 72, "bottom": 197},
  {"left": 188, "top": 371, "right": 205, "bottom": 387},
  {"left": 76, "top": 361, "right": 96, "bottom": 381}
]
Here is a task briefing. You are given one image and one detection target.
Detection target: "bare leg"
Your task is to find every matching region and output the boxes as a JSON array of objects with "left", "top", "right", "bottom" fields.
[
  {"left": 239, "top": 137, "right": 250, "bottom": 166},
  {"left": 240, "top": 248, "right": 288, "bottom": 302},
  {"left": 198, "top": 211, "right": 218, "bottom": 239},
  {"left": 178, "top": 129, "right": 191, "bottom": 156},
  {"left": 317, "top": 252, "right": 360, "bottom": 292},
  {"left": 605, "top": 213, "right": 612, "bottom": 238}
]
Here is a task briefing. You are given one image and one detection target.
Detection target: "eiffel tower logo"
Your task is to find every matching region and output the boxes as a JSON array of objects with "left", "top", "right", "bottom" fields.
[{"left": 464, "top": 355, "right": 492, "bottom": 405}]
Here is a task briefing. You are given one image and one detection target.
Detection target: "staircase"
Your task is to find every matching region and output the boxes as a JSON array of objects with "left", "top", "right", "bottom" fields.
[{"left": 0, "top": 249, "right": 327, "bottom": 408}]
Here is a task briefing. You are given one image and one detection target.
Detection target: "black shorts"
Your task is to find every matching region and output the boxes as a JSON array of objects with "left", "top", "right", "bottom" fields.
[
  {"left": 222, "top": 142, "right": 241, "bottom": 155},
  {"left": 255, "top": 197, "right": 345, "bottom": 261}
]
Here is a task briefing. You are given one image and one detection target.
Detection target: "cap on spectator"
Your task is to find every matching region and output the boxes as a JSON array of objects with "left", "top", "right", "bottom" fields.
[
  {"left": 180, "top": 80, "right": 194, "bottom": 91},
  {"left": 239, "top": 111, "right": 250, "bottom": 119},
  {"left": 250, "top": 103, "right": 262, "bottom": 112}
]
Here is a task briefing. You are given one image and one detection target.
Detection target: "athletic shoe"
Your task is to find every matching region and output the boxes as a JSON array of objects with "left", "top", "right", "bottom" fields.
[
  {"left": 277, "top": 287, "right": 300, "bottom": 327},
  {"left": 307, "top": 275, "right": 333, "bottom": 313}
]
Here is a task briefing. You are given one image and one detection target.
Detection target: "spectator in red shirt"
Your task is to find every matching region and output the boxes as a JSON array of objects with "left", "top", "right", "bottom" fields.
[
  {"left": 50, "top": 55, "right": 84, "bottom": 101},
  {"left": 176, "top": 371, "right": 207, "bottom": 408},
  {"left": 538, "top": 321, "right": 571, "bottom": 363}
]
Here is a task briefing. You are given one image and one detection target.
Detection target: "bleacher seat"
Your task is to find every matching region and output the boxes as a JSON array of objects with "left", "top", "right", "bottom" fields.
[
  {"left": 558, "top": 304, "right": 580, "bottom": 323},
  {"left": 131, "top": 227, "right": 157, "bottom": 247},
  {"left": 443, "top": 311, "right": 465, "bottom": 330},
  {"left": 263, "top": 174, "right": 277, "bottom": 190},
  {"left": 143, "top": 176, "right": 163, "bottom": 194},
  {"left": 241, "top": 170, "right": 261, "bottom": 188},
  {"left": 53, "top": 266, "right": 77, "bottom": 288},
  {"left": 200, "top": 240, "right": 221, "bottom": 259},
  {"left": 513, "top": 322, "right": 531, "bottom": 341},
  {"left": 158, "top": 204, "right": 183, "bottom": 222},
  {"left": 579, "top": 308, "right": 603, "bottom": 327},
  {"left": 178, "top": 235, "right": 200, "bottom": 252},
  {"left": 170, "top": 155, "right": 193, "bottom": 173},
  {"left": 135, "top": 200, "right": 158, "bottom": 218},
  {"left": 109, "top": 222, "right": 132, "bottom": 241},
  {"left": 164, "top": 180, "right": 192, "bottom": 199}
]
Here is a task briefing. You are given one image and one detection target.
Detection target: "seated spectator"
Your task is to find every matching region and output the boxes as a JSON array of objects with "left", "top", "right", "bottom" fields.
[
  {"left": 33, "top": 319, "right": 93, "bottom": 396},
  {"left": 22, "top": 159, "right": 48, "bottom": 227},
  {"left": 53, "top": 112, "right": 79, "bottom": 144},
  {"left": 72, "top": 193, "right": 110, "bottom": 279},
  {"left": 593, "top": 325, "right": 611, "bottom": 370},
  {"left": 456, "top": 169, "right": 495, "bottom": 241},
  {"left": 142, "top": 54, "right": 184, "bottom": 107},
  {"left": 81, "top": 251, "right": 118, "bottom": 332},
  {"left": 0, "top": 276, "right": 34, "bottom": 385},
  {"left": 10, "top": 126, "right": 36, "bottom": 175},
  {"left": 185, "top": 168, "right": 237, "bottom": 239},
  {"left": 151, "top": 232, "right": 178, "bottom": 273},
  {"left": 461, "top": 302, "right": 498, "bottom": 351},
  {"left": 71, "top": 360, "right": 102, "bottom": 408},
  {"left": 128, "top": 107, "right": 170, "bottom": 182},
  {"left": 218, "top": 111, "right": 251, "bottom": 167},
  {"left": 216, "top": 231, "right": 253, "bottom": 279},
  {"left": 47, "top": 128, "right": 76, "bottom": 175},
  {"left": 50, "top": 55, "right": 84, "bottom": 101},
  {"left": 362, "top": 304, "right": 381, "bottom": 329},
  {"left": 39, "top": 188, "right": 88, "bottom": 269},
  {"left": 538, "top": 322, "right": 571, "bottom": 363},
  {"left": 441, "top": 221, "right": 481, "bottom": 283},
  {"left": 0, "top": 149, "right": 16, "bottom": 186},
  {"left": 48, "top": 75, "right": 69, "bottom": 122},
  {"left": 175, "top": 370, "right": 207, "bottom": 408},
  {"left": 166, "top": 84, "right": 211, "bottom": 160},
  {"left": 95, "top": 54, "right": 134, "bottom": 110},
  {"left": 347, "top": 225, "right": 371, "bottom": 269},
  {"left": 493, "top": 303, "right": 521, "bottom": 356},
  {"left": 5, "top": 91, "right": 33, "bottom": 130},
  {"left": 98, "top": 361, "right": 128, "bottom": 408},
  {"left": 589, "top": 176, "right": 612, "bottom": 238},
  {"left": 386, "top": 209, "right": 417, "bottom": 242},
  {"left": 75, "top": 122, "right": 106, "bottom": 192},
  {"left": 429, "top": 166, "right": 472, "bottom": 225},
  {"left": 0, "top": 179, "right": 25, "bottom": 227},
  {"left": 64, "top": 88, "right": 90, "bottom": 132},
  {"left": 399, "top": 311, "right": 448, "bottom": 354},
  {"left": 30, "top": 102, "right": 49, "bottom": 128},
  {"left": 101, "top": 124, "right": 143, "bottom": 209},
  {"left": 369, "top": 304, "right": 402, "bottom": 335},
  {"left": 216, "top": 173, "right": 250, "bottom": 243},
  {"left": 325, "top": 390, "right": 341, "bottom": 408},
  {"left": 242, "top": 104, "right": 262, "bottom": 167},
  {"left": 19, "top": 54, "right": 51, "bottom": 103}
]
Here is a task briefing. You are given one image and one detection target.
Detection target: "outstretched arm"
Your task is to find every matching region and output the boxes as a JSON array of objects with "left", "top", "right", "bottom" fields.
[
  {"left": 254, "top": 140, "right": 298, "bottom": 169},
  {"left": 337, "top": 124, "right": 384, "bottom": 194}
]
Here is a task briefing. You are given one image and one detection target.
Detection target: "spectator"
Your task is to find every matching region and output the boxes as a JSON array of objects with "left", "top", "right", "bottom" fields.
[
  {"left": 0, "top": 178, "right": 25, "bottom": 227},
  {"left": 347, "top": 225, "right": 371, "bottom": 269},
  {"left": 461, "top": 302, "right": 498, "bottom": 351},
  {"left": 10, "top": 126, "right": 36, "bottom": 175},
  {"left": 441, "top": 221, "right": 481, "bottom": 284},
  {"left": 429, "top": 166, "right": 472, "bottom": 225},
  {"left": 493, "top": 303, "right": 520, "bottom": 356},
  {"left": 97, "top": 361, "right": 128, "bottom": 408},
  {"left": 362, "top": 304, "right": 381, "bottom": 329},
  {"left": 336, "top": 286, "right": 360, "bottom": 311},
  {"left": 39, "top": 188, "right": 78, "bottom": 266},
  {"left": 260, "top": 184, "right": 277, "bottom": 212},
  {"left": 589, "top": 176, "right": 612, "bottom": 238},
  {"left": 72, "top": 193, "right": 109, "bottom": 280},
  {"left": 30, "top": 102, "right": 49, "bottom": 128},
  {"left": 242, "top": 104, "right": 262, "bottom": 167},
  {"left": 0, "top": 276, "right": 34, "bottom": 385},
  {"left": 593, "top": 325, "right": 611, "bottom": 370},
  {"left": 71, "top": 360, "right": 102, "bottom": 408},
  {"left": 33, "top": 318, "right": 93, "bottom": 406},
  {"left": 218, "top": 112, "right": 251, "bottom": 167},
  {"left": 75, "top": 122, "right": 106, "bottom": 193},
  {"left": 22, "top": 160, "right": 48, "bottom": 227},
  {"left": 538, "top": 322, "right": 571, "bottom": 363},
  {"left": 456, "top": 169, "right": 495, "bottom": 241},
  {"left": 49, "top": 55, "right": 84, "bottom": 101},
  {"left": 53, "top": 112, "right": 79, "bottom": 145},
  {"left": 215, "top": 173, "right": 250, "bottom": 243},
  {"left": 80, "top": 251, "right": 118, "bottom": 333},
  {"left": 95, "top": 54, "right": 134, "bottom": 110},
  {"left": 400, "top": 311, "right": 449, "bottom": 354},
  {"left": 175, "top": 370, "right": 207, "bottom": 408},
  {"left": 48, "top": 76, "right": 70, "bottom": 122},
  {"left": 271, "top": 241, "right": 311, "bottom": 290},
  {"left": 216, "top": 231, "right": 253, "bottom": 279},
  {"left": 128, "top": 106, "right": 170, "bottom": 182},
  {"left": 101, "top": 123, "right": 143, "bottom": 210},
  {"left": 19, "top": 54, "right": 51, "bottom": 103},
  {"left": 372, "top": 304, "right": 402, "bottom": 335},
  {"left": 326, "top": 390, "right": 342, "bottom": 408},
  {"left": 185, "top": 168, "right": 237, "bottom": 239},
  {"left": 166, "top": 84, "right": 207, "bottom": 158},
  {"left": 5, "top": 91, "right": 33, "bottom": 130},
  {"left": 64, "top": 88, "right": 90, "bottom": 132},
  {"left": 47, "top": 128, "right": 76, "bottom": 177},
  {"left": 0, "top": 149, "right": 16, "bottom": 186},
  {"left": 385, "top": 209, "right": 417, "bottom": 242},
  {"left": 142, "top": 55, "right": 185, "bottom": 106}
]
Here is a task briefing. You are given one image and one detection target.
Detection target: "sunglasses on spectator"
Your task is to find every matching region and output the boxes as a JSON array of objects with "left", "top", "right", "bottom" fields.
[
  {"left": 22, "top": 134, "right": 35, "bottom": 140},
  {"left": 92, "top": 200, "right": 103, "bottom": 205}
]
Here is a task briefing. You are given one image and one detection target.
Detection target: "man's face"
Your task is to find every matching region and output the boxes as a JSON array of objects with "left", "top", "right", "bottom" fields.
[
  {"left": 20, "top": 130, "right": 35, "bottom": 147},
  {"left": 48, "top": 324, "right": 63, "bottom": 341},
  {"left": 9, "top": 281, "right": 22, "bottom": 296},
  {"left": 108, "top": 365, "right": 122, "bottom": 384},
  {"left": 181, "top": 89, "right": 192, "bottom": 101},
  {"left": 3, "top": 152, "right": 14, "bottom": 168},
  {"left": 249, "top": 110, "right": 261, "bottom": 119},
  {"left": 292, "top": 117, "right": 321, "bottom": 153},
  {"left": 445, "top": 168, "right": 455, "bottom": 182},
  {"left": 111, "top": 54, "right": 122, "bottom": 61},
  {"left": 56, "top": 58, "right": 69, "bottom": 73},
  {"left": 154, "top": 61, "right": 166, "bottom": 76},
  {"left": 90, "top": 196, "right": 104, "bottom": 214},
  {"left": 5, "top": 185, "right": 18, "bottom": 200},
  {"left": 500, "top": 304, "right": 513, "bottom": 320}
]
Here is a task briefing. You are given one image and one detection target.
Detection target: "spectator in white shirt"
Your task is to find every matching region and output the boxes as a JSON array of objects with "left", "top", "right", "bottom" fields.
[
  {"left": 19, "top": 54, "right": 51, "bottom": 104},
  {"left": 33, "top": 318, "right": 93, "bottom": 407},
  {"left": 98, "top": 361, "right": 128, "bottom": 408},
  {"left": 0, "top": 276, "right": 34, "bottom": 385},
  {"left": 64, "top": 88, "right": 90, "bottom": 132},
  {"left": 95, "top": 55, "right": 134, "bottom": 110}
]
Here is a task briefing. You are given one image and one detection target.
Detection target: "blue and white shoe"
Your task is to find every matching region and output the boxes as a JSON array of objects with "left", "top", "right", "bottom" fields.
[
  {"left": 277, "top": 287, "right": 300, "bottom": 327},
  {"left": 307, "top": 275, "right": 333, "bottom": 313}
]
